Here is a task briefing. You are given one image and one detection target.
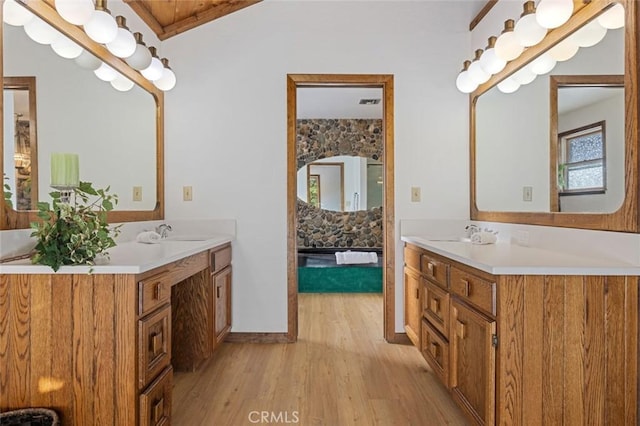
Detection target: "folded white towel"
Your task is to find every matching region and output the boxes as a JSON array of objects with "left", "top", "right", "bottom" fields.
[
  {"left": 136, "top": 231, "right": 162, "bottom": 244},
  {"left": 470, "top": 231, "right": 497, "bottom": 245},
  {"left": 335, "top": 251, "right": 378, "bottom": 265}
]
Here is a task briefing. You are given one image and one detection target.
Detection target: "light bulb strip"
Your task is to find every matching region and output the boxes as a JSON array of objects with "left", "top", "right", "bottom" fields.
[
  {"left": 17, "top": 0, "right": 175, "bottom": 91},
  {"left": 458, "top": 0, "right": 615, "bottom": 96}
]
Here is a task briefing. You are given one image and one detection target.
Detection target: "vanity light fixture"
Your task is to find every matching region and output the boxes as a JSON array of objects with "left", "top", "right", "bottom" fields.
[
  {"left": 535, "top": 0, "right": 574, "bottom": 29},
  {"left": 54, "top": 0, "right": 94, "bottom": 26},
  {"left": 94, "top": 62, "right": 119, "bottom": 82},
  {"left": 479, "top": 36, "right": 507, "bottom": 75},
  {"left": 51, "top": 34, "right": 83, "bottom": 59},
  {"left": 106, "top": 16, "right": 136, "bottom": 58},
  {"left": 512, "top": 65, "right": 536, "bottom": 85},
  {"left": 24, "top": 15, "right": 60, "bottom": 45},
  {"left": 598, "top": 3, "right": 625, "bottom": 29},
  {"left": 455, "top": 60, "right": 478, "bottom": 94},
  {"left": 3, "top": 0, "right": 34, "bottom": 26},
  {"left": 494, "top": 19, "right": 524, "bottom": 62},
  {"left": 568, "top": 18, "right": 607, "bottom": 47},
  {"left": 467, "top": 49, "right": 491, "bottom": 85},
  {"left": 110, "top": 73, "right": 135, "bottom": 92},
  {"left": 140, "top": 47, "right": 164, "bottom": 81},
  {"left": 513, "top": 1, "right": 547, "bottom": 47},
  {"left": 83, "top": 0, "right": 118, "bottom": 44},
  {"left": 74, "top": 48, "right": 102, "bottom": 70},
  {"left": 125, "top": 32, "right": 153, "bottom": 70},
  {"left": 153, "top": 58, "right": 177, "bottom": 91}
]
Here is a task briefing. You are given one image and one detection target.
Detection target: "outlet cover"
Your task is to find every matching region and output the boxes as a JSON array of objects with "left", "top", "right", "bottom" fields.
[
  {"left": 133, "top": 186, "right": 142, "bottom": 202},
  {"left": 183, "top": 186, "right": 193, "bottom": 201}
]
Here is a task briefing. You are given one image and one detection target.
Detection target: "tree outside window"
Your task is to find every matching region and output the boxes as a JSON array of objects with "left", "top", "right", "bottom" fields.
[{"left": 558, "top": 121, "right": 606, "bottom": 195}]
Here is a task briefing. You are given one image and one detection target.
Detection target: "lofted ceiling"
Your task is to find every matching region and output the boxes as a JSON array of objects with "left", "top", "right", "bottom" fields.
[{"left": 123, "top": 0, "right": 262, "bottom": 40}]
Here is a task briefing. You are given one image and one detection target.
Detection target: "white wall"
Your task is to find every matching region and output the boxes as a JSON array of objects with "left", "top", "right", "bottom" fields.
[{"left": 162, "top": 1, "right": 472, "bottom": 333}]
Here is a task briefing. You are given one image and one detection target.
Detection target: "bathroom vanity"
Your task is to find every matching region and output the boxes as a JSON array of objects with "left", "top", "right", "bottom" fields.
[
  {"left": 0, "top": 237, "right": 232, "bottom": 425},
  {"left": 402, "top": 238, "right": 637, "bottom": 425}
]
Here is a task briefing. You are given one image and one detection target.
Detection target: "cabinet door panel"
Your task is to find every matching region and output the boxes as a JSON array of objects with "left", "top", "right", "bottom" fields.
[
  {"left": 214, "top": 266, "right": 232, "bottom": 346},
  {"left": 403, "top": 267, "right": 422, "bottom": 347},
  {"left": 423, "top": 279, "right": 450, "bottom": 337},
  {"left": 450, "top": 298, "right": 496, "bottom": 426}
]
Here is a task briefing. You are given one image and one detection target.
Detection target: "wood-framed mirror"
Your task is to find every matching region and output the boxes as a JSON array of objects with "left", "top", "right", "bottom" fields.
[
  {"left": 471, "top": 0, "right": 638, "bottom": 232},
  {"left": 1, "top": 0, "right": 164, "bottom": 230}
]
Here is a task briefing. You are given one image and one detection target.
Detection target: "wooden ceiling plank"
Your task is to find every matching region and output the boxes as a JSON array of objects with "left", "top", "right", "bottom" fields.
[
  {"left": 158, "top": 0, "right": 261, "bottom": 40},
  {"left": 123, "top": 0, "right": 165, "bottom": 36},
  {"left": 141, "top": 0, "right": 178, "bottom": 28}
]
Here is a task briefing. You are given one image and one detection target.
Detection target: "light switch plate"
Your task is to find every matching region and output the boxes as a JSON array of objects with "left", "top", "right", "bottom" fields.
[
  {"left": 183, "top": 186, "right": 193, "bottom": 201},
  {"left": 133, "top": 186, "right": 142, "bottom": 202},
  {"left": 411, "top": 187, "right": 421, "bottom": 202},
  {"left": 523, "top": 186, "right": 533, "bottom": 202}
]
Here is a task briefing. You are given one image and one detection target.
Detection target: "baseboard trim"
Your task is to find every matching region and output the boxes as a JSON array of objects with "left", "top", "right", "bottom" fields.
[
  {"left": 225, "top": 332, "right": 292, "bottom": 343},
  {"left": 387, "top": 332, "right": 412, "bottom": 345}
]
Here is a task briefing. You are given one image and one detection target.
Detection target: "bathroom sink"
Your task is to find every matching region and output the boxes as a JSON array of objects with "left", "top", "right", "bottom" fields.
[{"left": 164, "top": 234, "right": 215, "bottom": 241}]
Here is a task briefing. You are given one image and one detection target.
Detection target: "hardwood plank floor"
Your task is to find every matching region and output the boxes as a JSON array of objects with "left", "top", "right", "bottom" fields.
[{"left": 173, "top": 293, "right": 469, "bottom": 425}]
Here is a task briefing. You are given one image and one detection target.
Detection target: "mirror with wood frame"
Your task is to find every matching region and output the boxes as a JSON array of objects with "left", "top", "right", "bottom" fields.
[
  {"left": 0, "top": 0, "right": 164, "bottom": 230},
  {"left": 471, "top": 0, "right": 639, "bottom": 232}
]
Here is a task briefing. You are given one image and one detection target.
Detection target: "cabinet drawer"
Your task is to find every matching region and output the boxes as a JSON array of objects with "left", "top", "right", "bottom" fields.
[
  {"left": 421, "top": 319, "right": 450, "bottom": 388},
  {"left": 211, "top": 244, "right": 232, "bottom": 273},
  {"left": 450, "top": 266, "right": 496, "bottom": 317},
  {"left": 404, "top": 245, "right": 422, "bottom": 272},
  {"left": 139, "top": 272, "right": 172, "bottom": 317},
  {"left": 423, "top": 279, "right": 450, "bottom": 337},
  {"left": 138, "top": 306, "right": 172, "bottom": 390},
  {"left": 140, "top": 366, "right": 173, "bottom": 426},
  {"left": 421, "top": 254, "right": 448, "bottom": 289}
]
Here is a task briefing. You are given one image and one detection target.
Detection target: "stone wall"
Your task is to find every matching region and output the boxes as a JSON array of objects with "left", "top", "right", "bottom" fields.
[{"left": 297, "top": 119, "right": 383, "bottom": 249}]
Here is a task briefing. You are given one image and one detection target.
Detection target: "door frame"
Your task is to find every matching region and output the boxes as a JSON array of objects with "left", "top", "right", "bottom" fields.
[{"left": 286, "top": 74, "right": 397, "bottom": 342}]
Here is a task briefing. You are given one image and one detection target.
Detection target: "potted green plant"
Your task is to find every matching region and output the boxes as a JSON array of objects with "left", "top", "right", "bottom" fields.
[
  {"left": 30, "top": 182, "right": 120, "bottom": 271},
  {"left": 3, "top": 174, "right": 12, "bottom": 209}
]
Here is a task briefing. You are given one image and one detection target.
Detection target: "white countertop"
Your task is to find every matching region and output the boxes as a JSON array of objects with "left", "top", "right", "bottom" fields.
[
  {"left": 402, "top": 236, "right": 640, "bottom": 276},
  {"left": 0, "top": 235, "right": 233, "bottom": 274}
]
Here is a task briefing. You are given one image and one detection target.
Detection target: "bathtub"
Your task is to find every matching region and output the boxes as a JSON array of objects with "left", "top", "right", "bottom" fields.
[{"left": 297, "top": 248, "right": 383, "bottom": 293}]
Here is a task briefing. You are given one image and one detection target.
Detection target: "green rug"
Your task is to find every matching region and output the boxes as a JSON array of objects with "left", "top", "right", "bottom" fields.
[{"left": 298, "top": 267, "right": 382, "bottom": 293}]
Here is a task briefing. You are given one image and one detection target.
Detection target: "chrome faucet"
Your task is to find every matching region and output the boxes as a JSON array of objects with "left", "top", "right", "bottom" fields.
[
  {"left": 464, "top": 224, "right": 481, "bottom": 238},
  {"left": 155, "top": 223, "right": 172, "bottom": 239}
]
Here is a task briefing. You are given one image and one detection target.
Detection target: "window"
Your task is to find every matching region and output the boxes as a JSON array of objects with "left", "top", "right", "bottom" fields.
[{"left": 558, "top": 121, "right": 606, "bottom": 195}]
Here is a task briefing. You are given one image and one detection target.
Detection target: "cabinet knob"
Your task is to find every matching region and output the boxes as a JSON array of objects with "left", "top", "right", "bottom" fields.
[
  {"left": 217, "top": 285, "right": 221, "bottom": 299},
  {"left": 153, "top": 282, "right": 163, "bottom": 300},
  {"left": 429, "top": 341, "right": 439, "bottom": 357},
  {"left": 415, "top": 287, "right": 420, "bottom": 299},
  {"left": 430, "top": 297, "right": 440, "bottom": 314},
  {"left": 427, "top": 262, "right": 435, "bottom": 275},
  {"left": 460, "top": 279, "right": 470, "bottom": 297},
  {"left": 151, "top": 331, "right": 163, "bottom": 355},
  {"left": 456, "top": 320, "right": 466, "bottom": 339}
]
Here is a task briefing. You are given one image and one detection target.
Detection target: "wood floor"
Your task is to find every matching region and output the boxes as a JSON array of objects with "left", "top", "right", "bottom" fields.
[{"left": 173, "top": 293, "right": 469, "bottom": 425}]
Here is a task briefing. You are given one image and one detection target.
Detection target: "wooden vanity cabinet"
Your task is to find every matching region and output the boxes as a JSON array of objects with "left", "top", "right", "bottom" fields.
[
  {"left": 402, "top": 243, "right": 638, "bottom": 426},
  {"left": 210, "top": 244, "right": 232, "bottom": 348}
]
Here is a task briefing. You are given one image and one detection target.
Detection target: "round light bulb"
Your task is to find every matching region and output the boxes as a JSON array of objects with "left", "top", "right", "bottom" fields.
[
  {"left": 141, "top": 56, "right": 164, "bottom": 81},
  {"left": 126, "top": 43, "right": 152, "bottom": 70},
  {"left": 455, "top": 70, "right": 477, "bottom": 94},
  {"left": 495, "top": 20, "right": 524, "bottom": 61},
  {"left": 548, "top": 38, "right": 580, "bottom": 61},
  {"left": 51, "top": 36, "right": 83, "bottom": 59},
  {"left": 3, "top": 0, "right": 34, "bottom": 26},
  {"left": 154, "top": 67, "right": 177, "bottom": 91},
  {"left": 84, "top": 9, "right": 118, "bottom": 44},
  {"left": 106, "top": 27, "right": 136, "bottom": 58},
  {"left": 569, "top": 19, "right": 607, "bottom": 48},
  {"left": 75, "top": 49, "right": 102, "bottom": 70},
  {"left": 54, "top": 0, "right": 94, "bottom": 25},
  {"left": 24, "top": 15, "right": 60, "bottom": 44},
  {"left": 535, "top": 0, "right": 574, "bottom": 29},
  {"left": 514, "top": 6, "right": 547, "bottom": 47},
  {"left": 598, "top": 3, "right": 625, "bottom": 30},
  {"left": 94, "top": 63, "right": 118, "bottom": 82},
  {"left": 512, "top": 66, "right": 536, "bottom": 85},
  {"left": 529, "top": 52, "right": 556, "bottom": 75},
  {"left": 110, "top": 74, "right": 134, "bottom": 92},
  {"left": 479, "top": 47, "right": 506, "bottom": 75},
  {"left": 468, "top": 58, "right": 490, "bottom": 85},
  {"left": 497, "top": 77, "right": 520, "bottom": 94}
]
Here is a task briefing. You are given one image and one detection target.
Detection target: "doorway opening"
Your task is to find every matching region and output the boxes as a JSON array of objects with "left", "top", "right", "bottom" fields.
[{"left": 286, "top": 74, "right": 396, "bottom": 342}]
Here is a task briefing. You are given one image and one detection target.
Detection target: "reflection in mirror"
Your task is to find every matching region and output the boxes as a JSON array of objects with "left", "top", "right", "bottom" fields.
[
  {"left": 552, "top": 75, "right": 624, "bottom": 213},
  {"left": 4, "top": 76, "right": 38, "bottom": 210},
  {"left": 3, "top": 13, "right": 156, "bottom": 212},
  {"left": 475, "top": 25, "right": 623, "bottom": 213},
  {"left": 297, "top": 156, "right": 382, "bottom": 212}
]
